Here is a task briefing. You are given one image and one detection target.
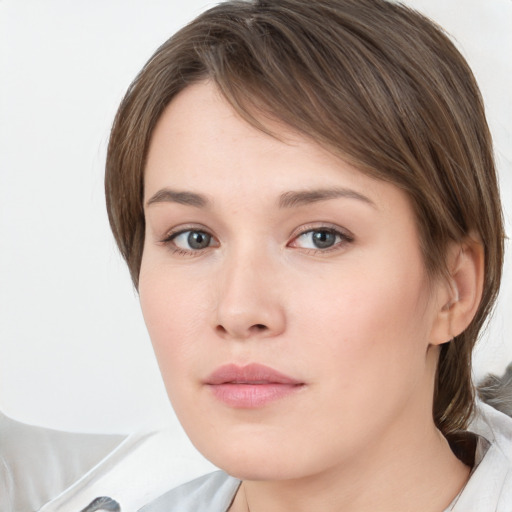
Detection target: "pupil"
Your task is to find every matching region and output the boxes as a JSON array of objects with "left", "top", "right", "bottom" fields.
[
  {"left": 188, "top": 231, "right": 210, "bottom": 249},
  {"left": 313, "top": 230, "right": 335, "bottom": 249}
]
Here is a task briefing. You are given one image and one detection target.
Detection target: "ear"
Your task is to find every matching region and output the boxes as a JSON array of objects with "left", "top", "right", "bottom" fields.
[{"left": 429, "top": 235, "right": 484, "bottom": 346}]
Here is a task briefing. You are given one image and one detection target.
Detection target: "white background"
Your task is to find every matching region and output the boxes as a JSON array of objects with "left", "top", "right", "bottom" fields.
[{"left": 0, "top": 0, "right": 510, "bottom": 435}]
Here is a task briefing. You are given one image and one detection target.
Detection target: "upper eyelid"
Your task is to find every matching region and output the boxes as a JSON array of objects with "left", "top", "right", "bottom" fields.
[
  {"left": 160, "top": 224, "right": 215, "bottom": 242},
  {"left": 289, "top": 223, "right": 354, "bottom": 240}
]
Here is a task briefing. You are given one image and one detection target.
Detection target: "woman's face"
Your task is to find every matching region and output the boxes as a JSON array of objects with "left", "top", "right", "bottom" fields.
[{"left": 140, "top": 81, "right": 449, "bottom": 480}]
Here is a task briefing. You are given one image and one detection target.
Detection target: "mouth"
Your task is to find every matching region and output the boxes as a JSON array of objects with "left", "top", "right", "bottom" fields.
[{"left": 204, "top": 363, "right": 305, "bottom": 408}]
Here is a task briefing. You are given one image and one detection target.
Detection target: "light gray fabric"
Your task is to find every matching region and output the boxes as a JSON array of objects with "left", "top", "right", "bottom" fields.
[
  {"left": 138, "top": 471, "right": 240, "bottom": 512},
  {"left": 0, "top": 412, "right": 125, "bottom": 512},
  {"left": 443, "top": 402, "right": 512, "bottom": 511},
  {"left": 38, "top": 429, "right": 215, "bottom": 512},
  {"left": 138, "top": 402, "right": 512, "bottom": 512}
]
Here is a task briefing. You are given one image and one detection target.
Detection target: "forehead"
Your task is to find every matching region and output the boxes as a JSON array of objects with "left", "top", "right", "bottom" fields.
[
  {"left": 145, "top": 81, "right": 319, "bottom": 178},
  {"left": 144, "top": 81, "right": 413, "bottom": 223}
]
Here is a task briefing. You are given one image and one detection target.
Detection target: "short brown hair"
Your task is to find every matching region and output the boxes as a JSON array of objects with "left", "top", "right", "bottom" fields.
[{"left": 105, "top": 0, "right": 505, "bottom": 437}]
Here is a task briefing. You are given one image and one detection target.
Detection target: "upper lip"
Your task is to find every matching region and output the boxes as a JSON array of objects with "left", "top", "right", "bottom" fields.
[{"left": 205, "top": 363, "right": 303, "bottom": 385}]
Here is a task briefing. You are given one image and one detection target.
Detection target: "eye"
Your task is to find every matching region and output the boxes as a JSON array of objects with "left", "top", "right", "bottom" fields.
[
  {"left": 289, "top": 227, "right": 352, "bottom": 251},
  {"left": 165, "top": 229, "right": 216, "bottom": 252}
]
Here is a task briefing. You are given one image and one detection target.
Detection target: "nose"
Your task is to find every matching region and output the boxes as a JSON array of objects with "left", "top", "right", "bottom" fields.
[{"left": 214, "top": 250, "right": 286, "bottom": 340}]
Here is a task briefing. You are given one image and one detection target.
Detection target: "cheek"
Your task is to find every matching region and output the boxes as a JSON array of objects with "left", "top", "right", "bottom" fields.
[
  {"left": 139, "top": 264, "right": 207, "bottom": 379},
  {"left": 290, "top": 250, "right": 433, "bottom": 385}
]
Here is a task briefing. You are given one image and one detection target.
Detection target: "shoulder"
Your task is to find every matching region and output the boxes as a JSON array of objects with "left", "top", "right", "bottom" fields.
[
  {"left": 450, "top": 401, "right": 512, "bottom": 511},
  {"left": 139, "top": 471, "right": 241, "bottom": 512},
  {"left": 0, "top": 411, "right": 125, "bottom": 512}
]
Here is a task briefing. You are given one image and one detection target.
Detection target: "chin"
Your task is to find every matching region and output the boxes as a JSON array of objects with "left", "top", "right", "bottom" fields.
[
  {"left": 215, "top": 456, "right": 308, "bottom": 482},
  {"left": 189, "top": 432, "right": 327, "bottom": 482}
]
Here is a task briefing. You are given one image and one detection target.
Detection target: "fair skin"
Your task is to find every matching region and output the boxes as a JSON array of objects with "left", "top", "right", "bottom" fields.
[{"left": 140, "top": 81, "right": 479, "bottom": 512}]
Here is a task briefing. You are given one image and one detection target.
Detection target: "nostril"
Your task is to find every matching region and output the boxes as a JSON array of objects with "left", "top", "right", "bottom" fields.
[
  {"left": 215, "top": 325, "right": 228, "bottom": 335},
  {"left": 215, "top": 321, "right": 270, "bottom": 338}
]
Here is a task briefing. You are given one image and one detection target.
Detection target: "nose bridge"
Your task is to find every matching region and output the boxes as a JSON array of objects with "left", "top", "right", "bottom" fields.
[{"left": 214, "top": 240, "right": 285, "bottom": 340}]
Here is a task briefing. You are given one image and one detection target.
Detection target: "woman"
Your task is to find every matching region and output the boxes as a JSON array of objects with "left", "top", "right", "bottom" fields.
[{"left": 104, "top": 0, "right": 510, "bottom": 510}]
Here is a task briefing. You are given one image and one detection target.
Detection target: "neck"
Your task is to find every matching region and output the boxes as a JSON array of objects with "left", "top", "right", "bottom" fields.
[{"left": 230, "top": 421, "right": 470, "bottom": 512}]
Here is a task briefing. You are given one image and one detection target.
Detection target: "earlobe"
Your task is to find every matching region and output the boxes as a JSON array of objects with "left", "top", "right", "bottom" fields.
[{"left": 430, "top": 236, "right": 484, "bottom": 346}]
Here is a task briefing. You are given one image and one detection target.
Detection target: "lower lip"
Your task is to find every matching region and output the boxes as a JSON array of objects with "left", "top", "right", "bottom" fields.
[{"left": 208, "top": 383, "right": 303, "bottom": 408}]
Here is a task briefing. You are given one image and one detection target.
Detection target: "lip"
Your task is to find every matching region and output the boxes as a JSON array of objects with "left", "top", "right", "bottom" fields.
[{"left": 205, "top": 363, "right": 305, "bottom": 408}]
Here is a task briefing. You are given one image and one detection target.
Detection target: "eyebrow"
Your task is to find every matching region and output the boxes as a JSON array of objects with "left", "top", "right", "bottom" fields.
[
  {"left": 145, "top": 186, "right": 376, "bottom": 210},
  {"left": 278, "top": 188, "right": 376, "bottom": 209},
  {"left": 146, "top": 189, "right": 209, "bottom": 208}
]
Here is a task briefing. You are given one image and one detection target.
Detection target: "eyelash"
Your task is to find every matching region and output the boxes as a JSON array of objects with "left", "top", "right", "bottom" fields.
[
  {"left": 159, "top": 226, "right": 216, "bottom": 257},
  {"left": 159, "top": 224, "right": 354, "bottom": 256},
  {"left": 289, "top": 225, "right": 354, "bottom": 253}
]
